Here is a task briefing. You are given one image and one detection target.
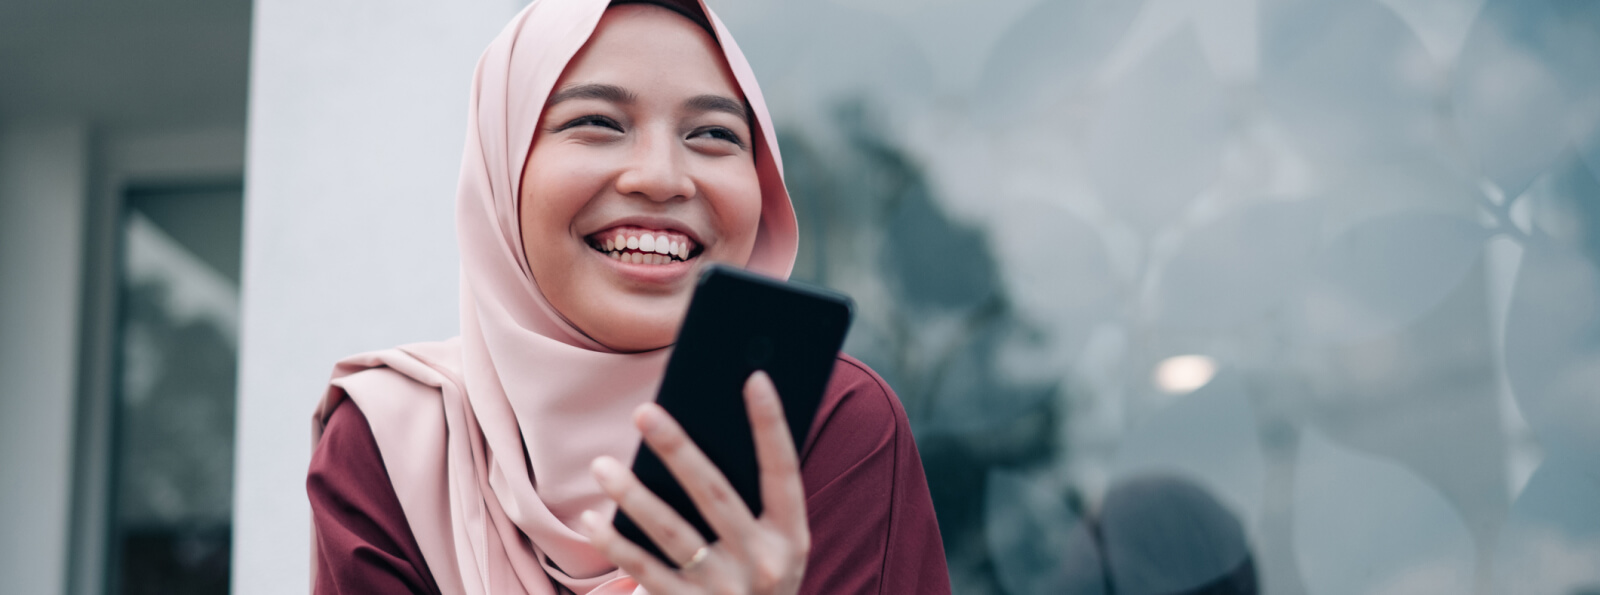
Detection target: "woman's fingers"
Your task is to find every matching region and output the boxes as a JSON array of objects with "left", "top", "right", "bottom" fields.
[
  {"left": 635, "top": 402, "right": 760, "bottom": 545},
  {"left": 745, "top": 371, "right": 810, "bottom": 541},
  {"left": 579, "top": 510, "right": 692, "bottom": 592},
  {"left": 590, "top": 374, "right": 809, "bottom": 594},
  {"left": 590, "top": 455, "right": 708, "bottom": 566}
]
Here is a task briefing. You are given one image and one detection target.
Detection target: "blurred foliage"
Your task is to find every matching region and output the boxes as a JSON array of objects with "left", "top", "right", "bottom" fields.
[
  {"left": 112, "top": 199, "right": 239, "bottom": 595},
  {"left": 781, "top": 102, "right": 1060, "bottom": 594}
]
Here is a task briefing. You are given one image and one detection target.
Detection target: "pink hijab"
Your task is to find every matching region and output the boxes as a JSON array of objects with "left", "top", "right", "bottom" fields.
[{"left": 311, "top": 1, "right": 797, "bottom": 593}]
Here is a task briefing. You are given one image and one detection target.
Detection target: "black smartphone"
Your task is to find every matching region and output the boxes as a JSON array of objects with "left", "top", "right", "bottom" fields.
[{"left": 613, "top": 265, "right": 853, "bottom": 566}]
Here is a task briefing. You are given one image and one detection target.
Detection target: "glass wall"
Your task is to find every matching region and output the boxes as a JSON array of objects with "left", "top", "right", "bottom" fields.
[
  {"left": 715, "top": 0, "right": 1600, "bottom": 593},
  {"left": 111, "top": 184, "right": 243, "bottom": 595}
]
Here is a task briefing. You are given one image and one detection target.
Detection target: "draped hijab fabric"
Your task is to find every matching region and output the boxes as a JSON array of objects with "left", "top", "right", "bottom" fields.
[{"left": 311, "top": 1, "right": 798, "bottom": 593}]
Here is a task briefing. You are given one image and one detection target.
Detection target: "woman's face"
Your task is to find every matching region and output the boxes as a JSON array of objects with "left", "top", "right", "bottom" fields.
[{"left": 520, "top": 4, "right": 762, "bottom": 352}]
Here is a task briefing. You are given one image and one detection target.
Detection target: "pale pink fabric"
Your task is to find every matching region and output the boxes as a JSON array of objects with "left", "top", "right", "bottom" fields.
[{"left": 311, "top": 1, "right": 797, "bottom": 593}]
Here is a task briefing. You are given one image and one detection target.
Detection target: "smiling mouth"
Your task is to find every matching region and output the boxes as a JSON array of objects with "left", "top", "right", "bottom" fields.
[{"left": 585, "top": 227, "right": 702, "bottom": 265}]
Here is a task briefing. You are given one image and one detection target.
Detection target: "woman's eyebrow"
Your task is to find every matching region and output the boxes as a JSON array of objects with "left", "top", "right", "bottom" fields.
[
  {"left": 547, "top": 83, "right": 637, "bottom": 107},
  {"left": 684, "top": 94, "right": 750, "bottom": 124}
]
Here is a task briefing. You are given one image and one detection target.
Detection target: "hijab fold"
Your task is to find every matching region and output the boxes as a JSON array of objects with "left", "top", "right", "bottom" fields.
[{"left": 312, "top": 1, "right": 797, "bottom": 593}]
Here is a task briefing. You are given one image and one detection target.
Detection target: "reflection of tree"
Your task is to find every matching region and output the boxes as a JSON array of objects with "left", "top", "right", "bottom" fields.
[
  {"left": 779, "top": 102, "right": 1060, "bottom": 594},
  {"left": 736, "top": 0, "right": 1600, "bottom": 591},
  {"left": 115, "top": 271, "right": 236, "bottom": 594},
  {"left": 772, "top": 96, "right": 1600, "bottom": 594}
]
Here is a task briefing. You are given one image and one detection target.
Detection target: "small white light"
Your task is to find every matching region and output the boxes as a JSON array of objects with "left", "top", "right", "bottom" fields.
[{"left": 1153, "top": 355, "right": 1218, "bottom": 395}]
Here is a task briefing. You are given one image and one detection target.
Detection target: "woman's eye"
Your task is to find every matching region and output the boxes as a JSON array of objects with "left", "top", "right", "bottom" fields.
[
  {"left": 558, "top": 115, "right": 622, "bottom": 132},
  {"left": 691, "top": 126, "right": 745, "bottom": 147}
]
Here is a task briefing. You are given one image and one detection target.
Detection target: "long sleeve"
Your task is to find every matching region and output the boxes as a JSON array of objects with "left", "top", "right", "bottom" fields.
[
  {"left": 308, "top": 398, "right": 443, "bottom": 595},
  {"left": 308, "top": 356, "right": 949, "bottom": 595},
  {"left": 798, "top": 355, "right": 951, "bottom": 595}
]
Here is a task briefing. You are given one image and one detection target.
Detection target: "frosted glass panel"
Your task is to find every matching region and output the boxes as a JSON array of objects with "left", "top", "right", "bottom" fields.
[{"left": 718, "top": 0, "right": 1600, "bottom": 592}]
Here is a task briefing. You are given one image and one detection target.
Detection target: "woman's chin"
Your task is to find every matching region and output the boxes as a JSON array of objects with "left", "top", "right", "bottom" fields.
[
  {"left": 580, "top": 298, "right": 688, "bottom": 353},
  {"left": 594, "top": 330, "right": 677, "bottom": 353},
  {"left": 551, "top": 255, "right": 703, "bottom": 352}
]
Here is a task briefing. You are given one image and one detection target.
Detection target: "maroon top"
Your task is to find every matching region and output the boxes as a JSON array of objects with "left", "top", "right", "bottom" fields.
[{"left": 308, "top": 355, "right": 951, "bottom": 594}]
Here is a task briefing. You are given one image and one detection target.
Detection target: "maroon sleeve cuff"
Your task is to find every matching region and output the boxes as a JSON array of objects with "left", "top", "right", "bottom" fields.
[{"left": 308, "top": 398, "right": 441, "bottom": 595}]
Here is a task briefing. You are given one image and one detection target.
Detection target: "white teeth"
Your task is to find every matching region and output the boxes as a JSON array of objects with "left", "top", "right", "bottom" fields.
[{"left": 593, "top": 230, "right": 695, "bottom": 263}]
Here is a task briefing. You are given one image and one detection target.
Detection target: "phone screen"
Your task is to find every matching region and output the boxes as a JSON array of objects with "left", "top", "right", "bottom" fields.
[{"left": 613, "top": 265, "right": 853, "bottom": 565}]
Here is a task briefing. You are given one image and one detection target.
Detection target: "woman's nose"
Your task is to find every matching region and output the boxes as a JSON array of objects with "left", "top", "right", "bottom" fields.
[{"left": 614, "top": 129, "right": 694, "bottom": 202}]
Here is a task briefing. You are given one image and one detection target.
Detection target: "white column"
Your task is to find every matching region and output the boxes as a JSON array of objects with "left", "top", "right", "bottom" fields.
[
  {"left": 0, "top": 122, "right": 90, "bottom": 595},
  {"left": 234, "top": 1, "right": 515, "bottom": 592}
]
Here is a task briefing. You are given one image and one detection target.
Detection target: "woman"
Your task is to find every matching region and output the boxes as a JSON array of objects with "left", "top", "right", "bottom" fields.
[{"left": 306, "top": 1, "right": 949, "bottom": 593}]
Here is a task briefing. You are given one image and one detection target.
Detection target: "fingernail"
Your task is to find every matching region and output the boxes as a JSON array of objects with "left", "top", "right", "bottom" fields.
[
  {"left": 591, "top": 456, "right": 619, "bottom": 482},
  {"left": 747, "top": 371, "right": 775, "bottom": 402},
  {"left": 635, "top": 404, "right": 664, "bottom": 433},
  {"left": 579, "top": 510, "right": 599, "bottom": 533}
]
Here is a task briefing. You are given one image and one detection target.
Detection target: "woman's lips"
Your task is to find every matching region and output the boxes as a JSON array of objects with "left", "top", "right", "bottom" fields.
[
  {"left": 585, "top": 225, "right": 701, "bottom": 264},
  {"left": 585, "top": 228, "right": 696, "bottom": 285}
]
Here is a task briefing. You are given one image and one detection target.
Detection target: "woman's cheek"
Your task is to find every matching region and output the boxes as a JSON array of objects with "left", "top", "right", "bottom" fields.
[
  {"left": 731, "top": 179, "right": 765, "bottom": 263},
  {"left": 549, "top": 162, "right": 608, "bottom": 202}
]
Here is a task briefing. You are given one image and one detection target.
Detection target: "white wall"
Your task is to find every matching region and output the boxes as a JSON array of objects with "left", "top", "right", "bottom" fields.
[
  {"left": 0, "top": 122, "right": 90, "bottom": 595},
  {"left": 233, "top": 1, "right": 517, "bottom": 591}
]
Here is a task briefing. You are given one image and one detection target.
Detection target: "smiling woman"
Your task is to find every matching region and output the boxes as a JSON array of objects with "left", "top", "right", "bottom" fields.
[
  {"left": 305, "top": 1, "right": 948, "bottom": 594},
  {"left": 520, "top": 6, "right": 763, "bottom": 352}
]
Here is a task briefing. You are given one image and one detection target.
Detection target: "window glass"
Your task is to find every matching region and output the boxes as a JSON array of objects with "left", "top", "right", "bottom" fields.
[
  {"left": 717, "top": 0, "right": 1600, "bottom": 592},
  {"left": 111, "top": 184, "right": 242, "bottom": 595}
]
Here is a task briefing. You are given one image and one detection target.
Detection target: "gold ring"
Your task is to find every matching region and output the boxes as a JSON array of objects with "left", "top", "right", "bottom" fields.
[{"left": 679, "top": 546, "right": 710, "bottom": 572}]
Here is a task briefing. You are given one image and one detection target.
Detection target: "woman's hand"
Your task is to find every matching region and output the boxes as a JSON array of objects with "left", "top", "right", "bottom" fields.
[{"left": 580, "top": 371, "right": 810, "bottom": 595}]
